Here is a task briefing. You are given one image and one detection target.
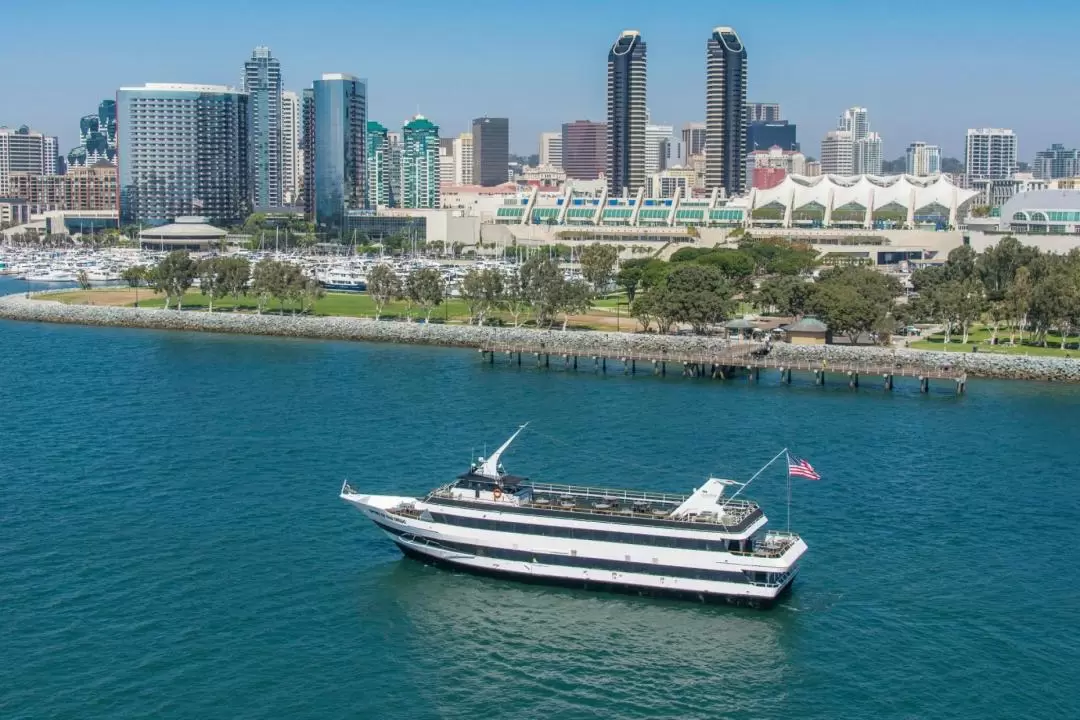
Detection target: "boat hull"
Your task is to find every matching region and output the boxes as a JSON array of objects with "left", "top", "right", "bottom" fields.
[{"left": 320, "top": 282, "right": 367, "bottom": 292}]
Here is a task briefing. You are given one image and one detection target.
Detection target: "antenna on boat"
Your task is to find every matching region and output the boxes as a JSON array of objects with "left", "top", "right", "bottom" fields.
[{"left": 477, "top": 423, "right": 529, "bottom": 480}]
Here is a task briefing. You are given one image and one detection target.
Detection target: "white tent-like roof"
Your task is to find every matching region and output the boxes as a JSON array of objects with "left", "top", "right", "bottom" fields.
[{"left": 751, "top": 174, "right": 978, "bottom": 221}]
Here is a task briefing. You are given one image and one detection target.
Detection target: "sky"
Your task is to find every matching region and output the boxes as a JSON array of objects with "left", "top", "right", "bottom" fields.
[{"left": 3, "top": 0, "right": 1078, "bottom": 162}]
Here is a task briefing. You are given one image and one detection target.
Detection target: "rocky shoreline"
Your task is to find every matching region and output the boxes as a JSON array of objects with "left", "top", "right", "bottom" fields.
[{"left": 3, "top": 292, "right": 1080, "bottom": 382}]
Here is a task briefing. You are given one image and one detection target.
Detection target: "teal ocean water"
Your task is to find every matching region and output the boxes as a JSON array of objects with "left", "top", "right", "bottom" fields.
[{"left": 2, "top": 277, "right": 1079, "bottom": 719}]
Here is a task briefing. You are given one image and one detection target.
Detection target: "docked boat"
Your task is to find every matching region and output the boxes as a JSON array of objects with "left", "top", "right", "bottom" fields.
[{"left": 340, "top": 426, "right": 808, "bottom": 608}]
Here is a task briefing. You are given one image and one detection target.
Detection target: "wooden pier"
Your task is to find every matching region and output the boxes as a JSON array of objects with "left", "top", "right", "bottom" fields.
[{"left": 477, "top": 342, "right": 968, "bottom": 394}]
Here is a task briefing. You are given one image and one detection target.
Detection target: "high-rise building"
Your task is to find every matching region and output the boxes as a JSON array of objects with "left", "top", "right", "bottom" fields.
[
  {"left": 745, "top": 146, "right": 807, "bottom": 189},
  {"left": 681, "top": 122, "right": 707, "bottom": 157},
  {"left": 539, "top": 132, "right": 562, "bottom": 168},
  {"left": 856, "top": 132, "right": 883, "bottom": 175},
  {"left": 562, "top": 120, "right": 606, "bottom": 180},
  {"left": 820, "top": 130, "right": 854, "bottom": 175},
  {"left": 438, "top": 138, "right": 456, "bottom": 188},
  {"left": 452, "top": 132, "right": 473, "bottom": 185},
  {"left": 706, "top": 27, "right": 748, "bottom": 195},
  {"left": 366, "top": 121, "right": 392, "bottom": 207},
  {"left": 117, "top": 83, "right": 249, "bottom": 225},
  {"left": 965, "top": 128, "right": 1017, "bottom": 180},
  {"left": 301, "top": 89, "right": 315, "bottom": 215},
  {"left": 607, "top": 30, "right": 647, "bottom": 195},
  {"left": 281, "top": 91, "right": 301, "bottom": 204},
  {"left": 906, "top": 142, "right": 941, "bottom": 176},
  {"left": 242, "top": 46, "right": 283, "bottom": 208},
  {"left": 0, "top": 126, "right": 50, "bottom": 196},
  {"left": 304, "top": 73, "right": 367, "bottom": 234},
  {"left": 42, "top": 136, "right": 60, "bottom": 175},
  {"left": 471, "top": 117, "right": 509, "bottom": 187},
  {"left": 8, "top": 162, "right": 118, "bottom": 210},
  {"left": 645, "top": 116, "right": 673, "bottom": 176},
  {"left": 387, "top": 131, "right": 403, "bottom": 205},
  {"left": 1033, "top": 143, "right": 1079, "bottom": 180},
  {"left": 659, "top": 137, "right": 685, "bottom": 170},
  {"left": 838, "top": 107, "right": 869, "bottom": 142},
  {"left": 67, "top": 100, "right": 117, "bottom": 168},
  {"left": 747, "top": 121, "right": 798, "bottom": 152},
  {"left": 746, "top": 103, "right": 781, "bottom": 123},
  {"left": 402, "top": 115, "right": 440, "bottom": 209}
]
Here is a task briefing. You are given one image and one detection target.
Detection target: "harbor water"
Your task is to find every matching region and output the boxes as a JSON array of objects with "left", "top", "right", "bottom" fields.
[{"left": 1, "top": 277, "right": 1078, "bottom": 719}]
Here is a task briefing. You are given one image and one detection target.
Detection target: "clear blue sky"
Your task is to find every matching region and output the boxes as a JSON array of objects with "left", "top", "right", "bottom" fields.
[{"left": 3, "top": 0, "right": 1077, "bottom": 161}]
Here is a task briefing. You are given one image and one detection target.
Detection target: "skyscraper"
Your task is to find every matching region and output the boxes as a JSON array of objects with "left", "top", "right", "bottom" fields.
[
  {"left": 705, "top": 26, "right": 748, "bottom": 195},
  {"left": 438, "top": 138, "right": 456, "bottom": 188},
  {"left": 42, "top": 136, "right": 59, "bottom": 175},
  {"left": 746, "top": 103, "right": 781, "bottom": 123},
  {"left": 301, "top": 89, "right": 315, "bottom": 215},
  {"left": 366, "top": 121, "right": 392, "bottom": 207},
  {"left": 838, "top": 107, "right": 869, "bottom": 142},
  {"left": 1033, "top": 143, "right": 1078, "bottom": 180},
  {"left": 0, "top": 126, "right": 50, "bottom": 196},
  {"left": 281, "top": 90, "right": 301, "bottom": 204},
  {"left": 837, "top": 107, "right": 882, "bottom": 174},
  {"left": 645, "top": 115, "right": 673, "bottom": 176},
  {"left": 562, "top": 121, "right": 606, "bottom": 180},
  {"left": 117, "top": 83, "right": 249, "bottom": 225},
  {"left": 820, "top": 130, "right": 854, "bottom": 175},
  {"left": 681, "top": 122, "right": 707, "bottom": 157},
  {"left": 452, "top": 132, "right": 473, "bottom": 185},
  {"left": 306, "top": 73, "right": 367, "bottom": 234},
  {"left": 67, "top": 100, "right": 117, "bottom": 168},
  {"left": 965, "top": 128, "right": 1016, "bottom": 179},
  {"left": 747, "top": 121, "right": 798, "bottom": 152},
  {"left": 471, "top": 117, "right": 509, "bottom": 187},
  {"left": 539, "top": 132, "right": 563, "bottom": 168},
  {"left": 607, "top": 30, "right": 647, "bottom": 195},
  {"left": 387, "top": 131, "right": 403, "bottom": 205},
  {"left": 242, "top": 46, "right": 283, "bottom": 208},
  {"left": 906, "top": 142, "right": 942, "bottom": 176},
  {"left": 402, "top": 115, "right": 440, "bottom": 209}
]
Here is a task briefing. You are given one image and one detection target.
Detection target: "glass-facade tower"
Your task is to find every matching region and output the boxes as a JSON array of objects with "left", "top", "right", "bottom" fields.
[
  {"left": 607, "top": 30, "right": 647, "bottom": 196},
  {"left": 308, "top": 74, "right": 367, "bottom": 236},
  {"left": 366, "top": 121, "right": 393, "bottom": 207},
  {"left": 243, "top": 46, "right": 283, "bottom": 208},
  {"left": 67, "top": 99, "right": 117, "bottom": 168},
  {"left": 706, "top": 26, "right": 748, "bottom": 195},
  {"left": 402, "top": 115, "right": 440, "bottom": 209},
  {"left": 117, "top": 83, "right": 249, "bottom": 226}
]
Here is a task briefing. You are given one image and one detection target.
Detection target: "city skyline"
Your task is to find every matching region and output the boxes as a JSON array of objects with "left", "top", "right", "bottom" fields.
[{"left": 2, "top": 0, "right": 1075, "bottom": 161}]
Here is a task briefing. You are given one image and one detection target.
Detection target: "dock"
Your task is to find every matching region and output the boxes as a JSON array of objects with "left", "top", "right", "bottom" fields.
[{"left": 478, "top": 342, "right": 968, "bottom": 394}]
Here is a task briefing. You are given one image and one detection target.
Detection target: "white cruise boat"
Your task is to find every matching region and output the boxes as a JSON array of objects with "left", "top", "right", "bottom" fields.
[{"left": 340, "top": 426, "right": 808, "bottom": 608}]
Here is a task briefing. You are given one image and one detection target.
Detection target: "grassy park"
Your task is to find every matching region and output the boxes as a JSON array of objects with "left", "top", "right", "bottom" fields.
[{"left": 910, "top": 325, "right": 1079, "bottom": 358}]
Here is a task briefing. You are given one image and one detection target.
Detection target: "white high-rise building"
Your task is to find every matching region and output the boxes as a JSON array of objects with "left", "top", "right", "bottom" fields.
[
  {"left": 965, "top": 128, "right": 1017, "bottom": 179},
  {"left": 906, "top": 142, "right": 941, "bottom": 176},
  {"left": 539, "top": 132, "right": 562, "bottom": 168},
  {"left": 242, "top": 46, "right": 283, "bottom": 208},
  {"left": 0, "top": 127, "right": 50, "bottom": 195},
  {"left": 856, "top": 132, "right": 883, "bottom": 175},
  {"left": 43, "top": 136, "right": 59, "bottom": 175},
  {"left": 281, "top": 90, "right": 301, "bottom": 204},
  {"left": 439, "top": 144, "right": 456, "bottom": 187},
  {"left": 820, "top": 130, "right": 854, "bottom": 175},
  {"left": 453, "top": 132, "right": 473, "bottom": 185},
  {"left": 645, "top": 118, "right": 674, "bottom": 176},
  {"left": 839, "top": 107, "right": 869, "bottom": 142}
]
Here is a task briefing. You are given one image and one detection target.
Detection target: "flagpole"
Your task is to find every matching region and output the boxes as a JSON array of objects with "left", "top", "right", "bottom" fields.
[
  {"left": 787, "top": 451, "right": 792, "bottom": 532},
  {"left": 720, "top": 447, "right": 788, "bottom": 510}
]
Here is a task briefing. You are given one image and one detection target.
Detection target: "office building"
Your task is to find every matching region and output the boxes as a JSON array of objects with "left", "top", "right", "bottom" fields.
[
  {"left": 242, "top": 46, "right": 283, "bottom": 208},
  {"left": 820, "top": 130, "right": 855, "bottom": 175},
  {"left": 0, "top": 126, "right": 50, "bottom": 196},
  {"left": 1033, "top": 143, "right": 1079, "bottom": 180},
  {"left": 117, "top": 83, "right": 249, "bottom": 225},
  {"left": 562, "top": 120, "right": 606, "bottom": 180},
  {"left": 747, "top": 120, "right": 797, "bottom": 152},
  {"left": 645, "top": 117, "right": 673, "bottom": 176},
  {"left": 906, "top": 142, "right": 941, "bottom": 176},
  {"left": 539, "top": 132, "right": 562, "bottom": 168},
  {"left": 682, "top": 122, "right": 706, "bottom": 157},
  {"left": 402, "top": 115, "right": 440, "bottom": 209},
  {"left": 965, "top": 128, "right": 1016, "bottom": 179},
  {"left": 366, "top": 121, "right": 392, "bottom": 207},
  {"left": 648, "top": 167, "right": 696, "bottom": 198},
  {"left": 705, "top": 26, "right": 748, "bottom": 195},
  {"left": 453, "top": 132, "right": 473, "bottom": 185},
  {"left": 471, "top": 117, "right": 509, "bottom": 187},
  {"left": 438, "top": 138, "right": 456, "bottom": 188},
  {"left": 856, "top": 132, "right": 883, "bottom": 175},
  {"left": 835, "top": 107, "right": 882, "bottom": 175},
  {"left": 281, "top": 90, "right": 301, "bottom": 204},
  {"left": 838, "top": 107, "right": 869, "bottom": 142},
  {"left": 607, "top": 30, "right": 647, "bottom": 195},
  {"left": 43, "top": 136, "right": 60, "bottom": 175},
  {"left": 746, "top": 103, "right": 781, "bottom": 123},
  {"left": 301, "top": 89, "right": 315, "bottom": 214},
  {"left": 659, "top": 137, "right": 685, "bottom": 170},
  {"left": 8, "top": 162, "right": 118, "bottom": 211},
  {"left": 66, "top": 100, "right": 118, "bottom": 168},
  {"left": 304, "top": 73, "right": 367, "bottom": 233}
]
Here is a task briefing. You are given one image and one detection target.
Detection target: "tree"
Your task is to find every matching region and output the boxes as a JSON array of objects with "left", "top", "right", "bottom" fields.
[
  {"left": 557, "top": 279, "right": 594, "bottom": 331},
  {"left": 501, "top": 269, "right": 531, "bottom": 327},
  {"left": 459, "top": 268, "right": 486, "bottom": 325},
  {"left": 519, "top": 256, "right": 564, "bottom": 328},
  {"left": 630, "top": 293, "right": 655, "bottom": 333},
  {"left": 754, "top": 275, "right": 811, "bottom": 317},
  {"left": 197, "top": 257, "right": 228, "bottom": 312},
  {"left": 616, "top": 265, "right": 643, "bottom": 304},
  {"left": 251, "top": 258, "right": 279, "bottom": 315},
  {"left": 955, "top": 277, "right": 985, "bottom": 344},
  {"left": 696, "top": 249, "right": 756, "bottom": 284},
  {"left": 809, "top": 266, "right": 902, "bottom": 344},
  {"left": 154, "top": 251, "right": 197, "bottom": 310},
  {"left": 579, "top": 243, "right": 619, "bottom": 292},
  {"left": 279, "top": 262, "right": 305, "bottom": 315},
  {"left": 221, "top": 257, "right": 251, "bottom": 309},
  {"left": 76, "top": 270, "right": 92, "bottom": 291},
  {"left": 639, "top": 259, "right": 671, "bottom": 291},
  {"left": 121, "top": 265, "right": 147, "bottom": 307},
  {"left": 366, "top": 263, "right": 400, "bottom": 320},
  {"left": 663, "top": 264, "right": 734, "bottom": 334},
  {"left": 300, "top": 275, "right": 325, "bottom": 314},
  {"left": 1004, "top": 266, "right": 1033, "bottom": 344},
  {"left": 405, "top": 267, "right": 446, "bottom": 323}
]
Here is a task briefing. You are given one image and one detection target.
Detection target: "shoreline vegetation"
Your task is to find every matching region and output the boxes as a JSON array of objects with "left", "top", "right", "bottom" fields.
[{"left": 4, "top": 290, "right": 1080, "bottom": 383}]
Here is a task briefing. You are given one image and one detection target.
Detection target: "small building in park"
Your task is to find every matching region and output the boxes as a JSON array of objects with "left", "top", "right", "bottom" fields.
[
  {"left": 723, "top": 317, "right": 757, "bottom": 340},
  {"left": 139, "top": 216, "right": 226, "bottom": 251},
  {"left": 784, "top": 317, "right": 832, "bottom": 345}
]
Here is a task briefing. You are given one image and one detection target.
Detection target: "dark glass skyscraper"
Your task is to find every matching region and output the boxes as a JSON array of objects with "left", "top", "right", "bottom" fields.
[
  {"left": 607, "top": 30, "right": 646, "bottom": 196},
  {"left": 305, "top": 74, "right": 367, "bottom": 236},
  {"left": 242, "top": 46, "right": 283, "bottom": 208},
  {"left": 117, "top": 83, "right": 249, "bottom": 225},
  {"left": 67, "top": 99, "right": 117, "bottom": 168},
  {"left": 706, "top": 26, "right": 748, "bottom": 195},
  {"left": 747, "top": 121, "right": 798, "bottom": 153},
  {"left": 471, "top": 116, "right": 509, "bottom": 187}
]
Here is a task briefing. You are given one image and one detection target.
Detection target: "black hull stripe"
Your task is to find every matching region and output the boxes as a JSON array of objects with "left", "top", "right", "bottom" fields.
[
  {"left": 369, "top": 518, "right": 766, "bottom": 585},
  {"left": 425, "top": 496, "right": 762, "bottom": 534},
  {"left": 394, "top": 542, "right": 791, "bottom": 609}
]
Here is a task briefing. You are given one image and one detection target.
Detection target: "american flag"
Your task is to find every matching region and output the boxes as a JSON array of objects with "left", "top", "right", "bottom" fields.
[{"left": 787, "top": 454, "right": 821, "bottom": 480}]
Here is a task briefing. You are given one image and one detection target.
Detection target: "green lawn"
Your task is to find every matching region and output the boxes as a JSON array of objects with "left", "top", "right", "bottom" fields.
[
  {"left": 137, "top": 291, "right": 473, "bottom": 321},
  {"left": 911, "top": 324, "right": 1080, "bottom": 358}
]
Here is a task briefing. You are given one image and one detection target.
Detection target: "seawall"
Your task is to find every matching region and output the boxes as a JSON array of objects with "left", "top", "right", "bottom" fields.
[{"left": 3, "top": 292, "right": 1080, "bottom": 382}]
